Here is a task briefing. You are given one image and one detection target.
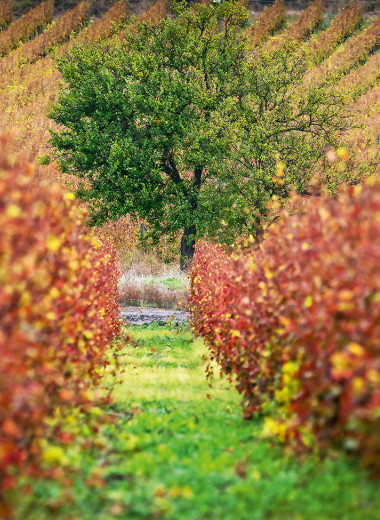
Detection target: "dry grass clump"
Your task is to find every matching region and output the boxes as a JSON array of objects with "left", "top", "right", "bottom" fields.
[
  {"left": 118, "top": 254, "right": 188, "bottom": 309},
  {"left": 119, "top": 281, "right": 187, "bottom": 309}
]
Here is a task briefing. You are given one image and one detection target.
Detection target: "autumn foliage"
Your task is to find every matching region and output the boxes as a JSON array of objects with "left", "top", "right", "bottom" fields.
[
  {"left": 308, "top": 0, "right": 363, "bottom": 62},
  {"left": 285, "top": 0, "right": 324, "bottom": 41},
  {"left": 190, "top": 179, "right": 380, "bottom": 470},
  {"left": 337, "top": 50, "right": 380, "bottom": 100},
  {"left": 0, "top": 1, "right": 12, "bottom": 30},
  {"left": 0, "top": 0, "right": 53, "bottom": 56},
  {"left": 1, "top": 0, "right": 90, "bottom": 71},
  {"left": 268, "top": 0, "right": 323, "bottom": 50},
  {"left": 139, "top": 0, "right": 170, "bottom": 25},
  {"left": 0, "top": 139, "right": 121, "bottom": 504},
  {"left": 246, "top": 0, "right": 285, "bottom": 48},
  {"left": 308, "top": 15, "right": 380, "bottom": 84},
  {"left": 77, "top": 0, "right": 128, "bottom": 43}
]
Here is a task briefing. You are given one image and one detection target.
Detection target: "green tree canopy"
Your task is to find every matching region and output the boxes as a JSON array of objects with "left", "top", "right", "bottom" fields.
[{"left": 49, "top": 1, "right": 346, "bottom": 268}]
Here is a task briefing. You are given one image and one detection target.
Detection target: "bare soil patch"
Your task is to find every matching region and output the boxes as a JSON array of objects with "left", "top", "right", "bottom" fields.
[{"left": 120, "top": 307, "right": 190, "bottom": 325}]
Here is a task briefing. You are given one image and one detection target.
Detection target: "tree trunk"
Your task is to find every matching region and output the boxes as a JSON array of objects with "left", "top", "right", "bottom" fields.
[{"left": 180, "top": 226, "right": 196, "bottom": 271}]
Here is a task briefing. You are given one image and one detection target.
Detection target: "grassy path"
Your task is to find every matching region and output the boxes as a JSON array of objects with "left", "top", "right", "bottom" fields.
[{"left": 15, "top": 324, "right": 380, "bottom": 519}]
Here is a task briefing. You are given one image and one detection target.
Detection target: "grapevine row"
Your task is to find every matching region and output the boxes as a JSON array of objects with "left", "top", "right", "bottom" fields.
[
  {"left": 78, "top": 0, "right": 128, "bottom": 43},
  {"left": 0, "top": 138, "right": 121, "bottom": 505},
  {"left": 1, "top": 1, "right": 91, "bottom": 72},
  {"left": 246, "top": 0, "right": 285, "bottom": 48},
  {"left": 108, "top": 0, "right": 170, "bottom": 48},
  {"left": 55, "top": 0, "right": 130, "bottom": 59},
  {"left": 0, "top": 0, "right": 169, "bottom": 184},
  {"left": 268, "top": 0, "right": 324, "bottom": 50},
  {"left": 346, "top": 85, "right": 380, "bottom": 176},
  {"left": 307, "top": 15, "right": 380, "bottom": 84},
  {"left": 190, "top": 178, "right": 380, "bottom": 471},
  {"left": 337, "top": 49, "right": 380, "bottom": 100},
  {"left": 0, "top": 0, "right": 53, "bottom": 57},
  {"left": 0, "top": 0, "right": 12, "bottom": 30},
  {"left": 307, "top": 0, "right": 363, "bottom": 63},
  {"left": 139, "top": 0, "right": 170, "bottom": 24}
]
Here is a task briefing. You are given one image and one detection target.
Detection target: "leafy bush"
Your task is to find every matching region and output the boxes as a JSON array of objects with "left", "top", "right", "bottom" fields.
[
  {"left": 0, "top": 138, "right": 121, "bottom": 508},
  {"left": 190, "top": 178, "right": 380, "bottom": 471},
  {"left": 37, "top": 153, "right": 51, "bottom": 165}
]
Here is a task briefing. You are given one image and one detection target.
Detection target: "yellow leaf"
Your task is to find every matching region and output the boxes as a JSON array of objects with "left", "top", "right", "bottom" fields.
[
  {"left": 367, "top": 370, "right": 380, "bottom": 383},
  {"left": 336, "top": 147, "right": 349, "bottom": 162},
  {"left": 246, "top": 257, "right": 257, "bottom": 272},
  {"left": 353, "top": 377, "right": 364, "bottom": 391},
  {"left": 46, "top": 234, "right": 61, "bottom": 252},
  {"left": 49, "top": 287, "right": 60, "bottom": 299},
  {"left": 42, "top": 446, "right": 69, "bottom": 466},
  {"left": 181, "top": 486, "right": 194, "bottom": 499},
  {"left": 251, "top": 468, "right": 261, "bottom": 481},
  {"left": 338, "top": 290, "right": 354, "bottom": 301},
  {"left": 6, "top": 204, "right": 22, "bottom": 218},
  {"left": 304, "top": 295, "right": 313, "bottom": 308},
  {"left": 347, "top": 342, "right": 364, "bottom": 357},
  {"left": 318, "top": 207, "right": 330, "bottom": 221}
]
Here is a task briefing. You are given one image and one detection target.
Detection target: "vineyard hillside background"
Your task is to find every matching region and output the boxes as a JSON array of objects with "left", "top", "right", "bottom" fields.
[{"left": 0, "top": 0, "right": 379, "bottom": 259}]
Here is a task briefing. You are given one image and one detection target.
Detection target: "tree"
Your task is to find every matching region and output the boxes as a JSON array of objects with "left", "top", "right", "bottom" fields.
[{"left": 49, "top": 1, "right": 346, "bottom": 269}]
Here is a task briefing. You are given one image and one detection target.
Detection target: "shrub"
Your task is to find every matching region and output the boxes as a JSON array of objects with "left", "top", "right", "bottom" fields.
[
  {"left": 0, "top": 0, "right": 53, "bottom": 56},
  {"left": 37, "top": 153, "right": 51, "bottom": 165},
  {"left": 190, "top": 178, "right": 380, "bottom": 471},
  {"left": 0, "top": 137, "right": 121, "bottom": 507},
  {"left": 119, "top": 280, "right": 187, "bottom": 309}
]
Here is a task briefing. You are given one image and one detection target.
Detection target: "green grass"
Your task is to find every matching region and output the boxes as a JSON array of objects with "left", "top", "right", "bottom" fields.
[
  {"left": 158, "top": 276, "right": 187, "bottom": 291},
  {"left": 13, "top": 324, "right": 380, "bottom": 520},
  {"left": 139, "top": 274, "right": 188, "bottom": 292}
]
